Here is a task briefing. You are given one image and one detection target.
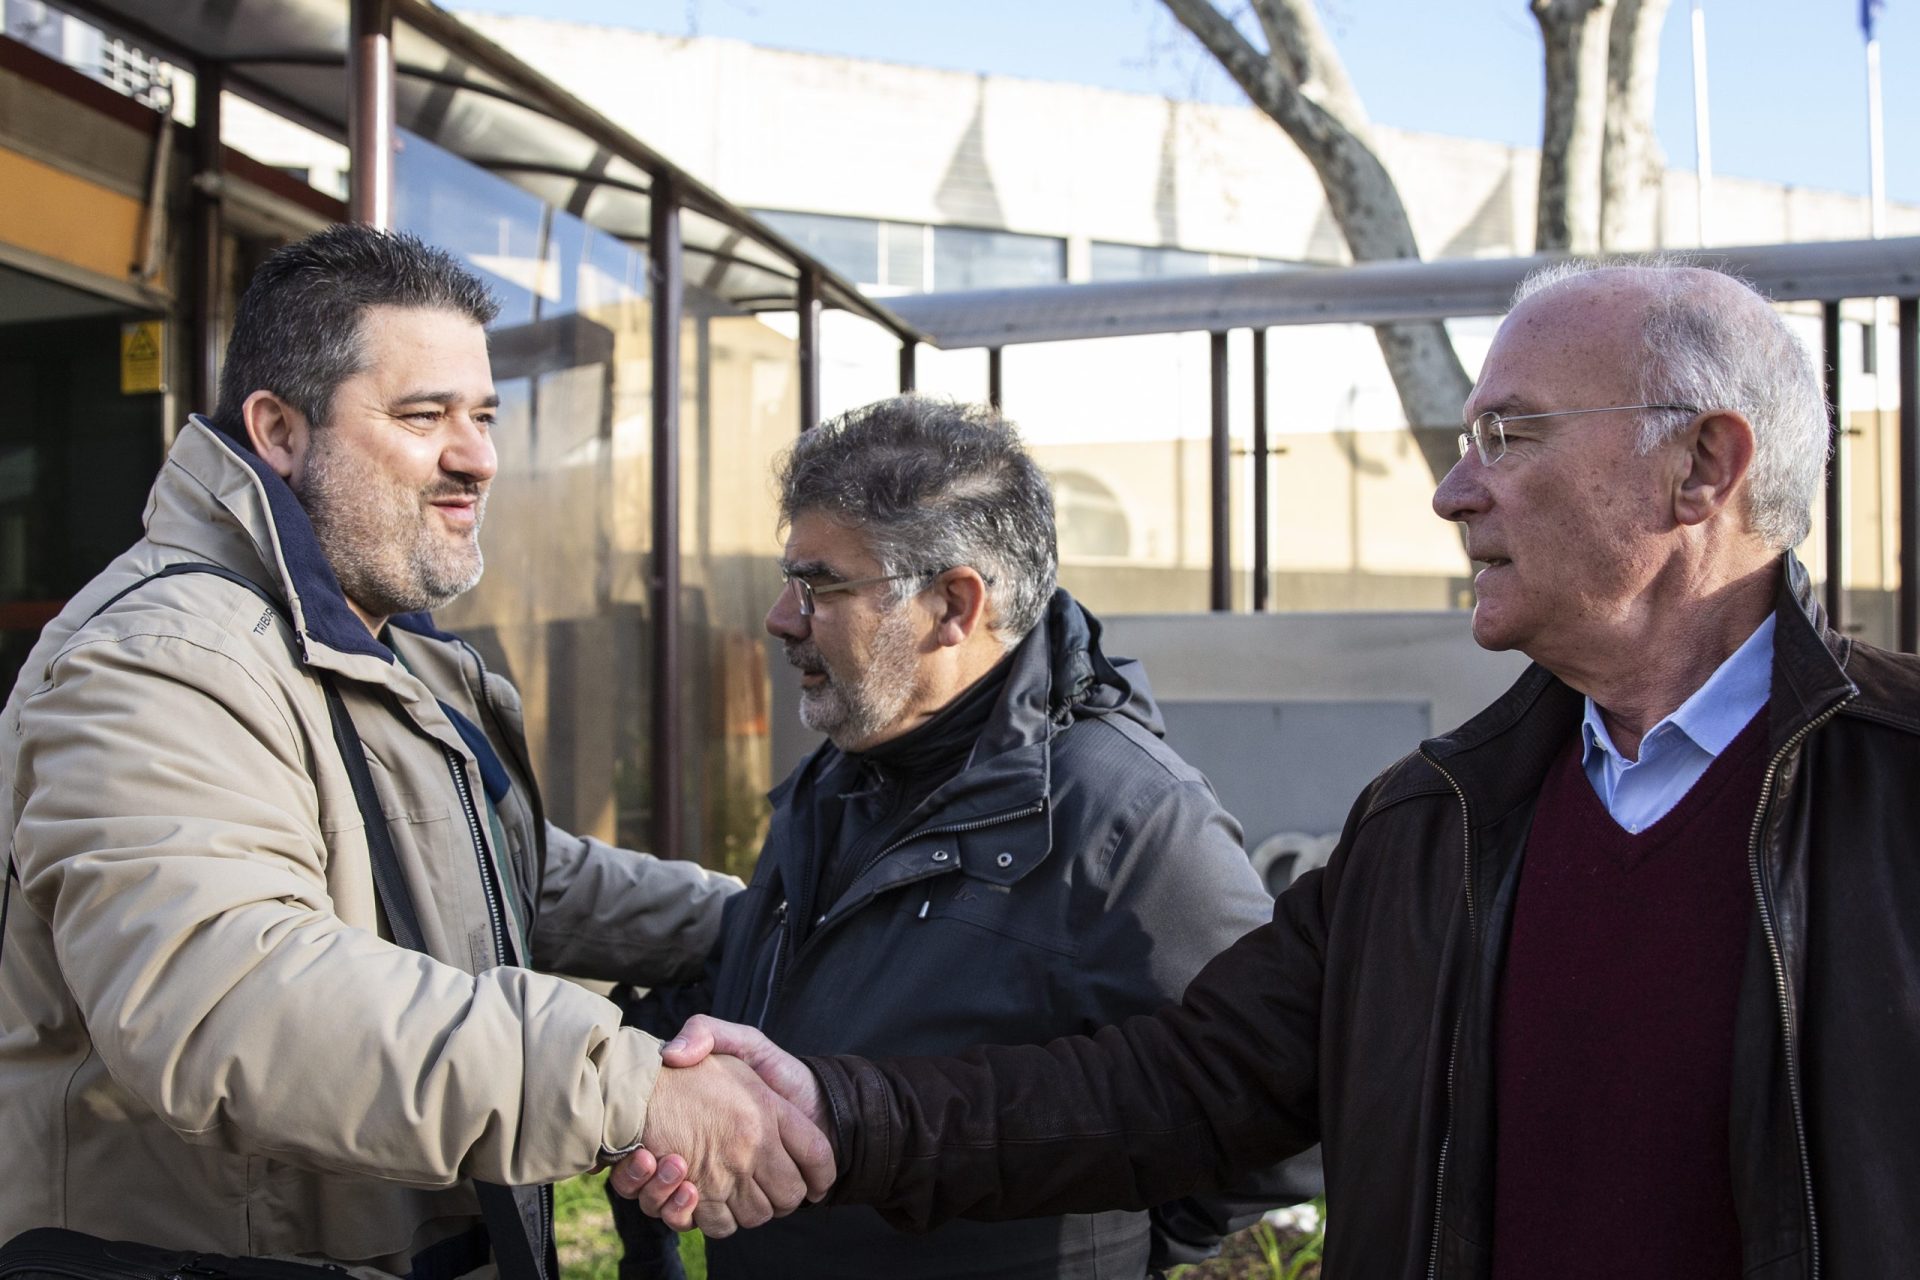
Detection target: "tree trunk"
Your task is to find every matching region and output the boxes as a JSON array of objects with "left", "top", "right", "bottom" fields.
[
  {"left": 1160, "top": 0, "right": 1470, "bottom": 484},
  {"left": 1533, "top": 0, "right": 1616, "bottom": 253},
  {"left": 1599, "top": 0, "right": 1671, "bottom": 249}
]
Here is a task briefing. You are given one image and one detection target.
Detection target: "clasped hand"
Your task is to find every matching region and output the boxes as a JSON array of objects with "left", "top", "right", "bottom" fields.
[{"left": 608, "top": 1016, "right": 831, "bottom": 1237}]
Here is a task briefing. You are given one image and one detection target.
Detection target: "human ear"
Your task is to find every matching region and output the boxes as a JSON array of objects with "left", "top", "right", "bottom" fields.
[
  {"left": 242, "top": 391, "right": 311, "bottom": 482},
  {"left": 1674, "top": 409, "right": 1756, "bottom": 528},
  {"left": 930, "top": 567, "right": 990, "bottom": 648}
]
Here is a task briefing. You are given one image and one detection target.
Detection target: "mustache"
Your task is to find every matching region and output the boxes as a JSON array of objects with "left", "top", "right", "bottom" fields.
[
  {"left": 424, "top": 480, "right": 487, "bottom": 503},
  {"left": 784, "top": 641, "right": 826, "bottom": 675}
]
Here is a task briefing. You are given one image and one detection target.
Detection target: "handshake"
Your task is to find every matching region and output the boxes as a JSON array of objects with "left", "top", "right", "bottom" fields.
[{"left": 608, "top": 1016, "right": 833, "bottom": 1237}]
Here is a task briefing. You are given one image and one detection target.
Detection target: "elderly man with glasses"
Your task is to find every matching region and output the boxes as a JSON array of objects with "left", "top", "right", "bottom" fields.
[
  {"left": 620, "top": 261, "right": 1920, "bottom": 1280},
  {"left": 611, "top": 394, "right": 1308, "bottom": 1279}
]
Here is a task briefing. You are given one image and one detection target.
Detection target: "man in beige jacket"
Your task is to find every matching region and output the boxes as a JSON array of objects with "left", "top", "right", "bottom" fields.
[{"left": 0, "top": 225, "right": 831, "bottom": 1278}]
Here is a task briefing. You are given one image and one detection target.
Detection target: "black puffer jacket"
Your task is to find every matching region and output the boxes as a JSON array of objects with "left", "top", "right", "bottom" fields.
[
  {"left": 706, "top": 590, "right": 1300, "bottom": 1279},
  {"left": 812, "top": 555, "right": 1920, "bottom": 1280}
]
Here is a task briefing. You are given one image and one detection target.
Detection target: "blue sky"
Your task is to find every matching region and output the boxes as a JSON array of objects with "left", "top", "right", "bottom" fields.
[{"left": 450, "top": 0, "right": 1918, "bottom": 206}]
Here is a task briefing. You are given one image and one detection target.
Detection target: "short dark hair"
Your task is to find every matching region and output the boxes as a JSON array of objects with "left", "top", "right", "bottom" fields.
[
  {"left": 211, "top": 224, "right": 499, "bottom": 442},
  {"left": 777, "top": 395, "right": 1058, "bottom": 645}
]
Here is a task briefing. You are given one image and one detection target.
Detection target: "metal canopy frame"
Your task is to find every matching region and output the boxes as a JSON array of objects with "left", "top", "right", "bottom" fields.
[
  {"left": 892, "top": 238, "right": 1920, "bottom": 644},
  {"left": 886, "top": 236, "right": 1920, "bottom": 350},
  {"left": 50, "top": 0, "right": 931, "bottom": 861}
]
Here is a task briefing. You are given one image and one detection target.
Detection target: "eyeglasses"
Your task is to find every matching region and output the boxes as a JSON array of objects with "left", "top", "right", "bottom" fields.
[
  {"left": 1457, "top": 403, "right": 1698, "bottom": 466},
  {"left": 780, "top": 568, "right": 928, "bottom": 617}
]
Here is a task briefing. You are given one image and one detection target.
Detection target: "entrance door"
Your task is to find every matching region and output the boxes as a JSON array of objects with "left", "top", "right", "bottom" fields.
[{"left": 0, "top": 263, "right": 165, "bottom": 692}]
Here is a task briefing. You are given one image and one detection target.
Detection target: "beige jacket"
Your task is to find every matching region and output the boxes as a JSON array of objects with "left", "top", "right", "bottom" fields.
[{"left": 0, "top": 421, "right": 737, "bottom": 1269}]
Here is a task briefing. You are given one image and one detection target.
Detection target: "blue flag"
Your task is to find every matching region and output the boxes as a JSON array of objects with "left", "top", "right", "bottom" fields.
[{"left": 1863, "top": 0, "right": 1885, "bottom": 40}]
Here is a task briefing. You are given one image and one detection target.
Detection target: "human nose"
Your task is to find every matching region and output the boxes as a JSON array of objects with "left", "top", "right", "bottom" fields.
[
  {"left": 443, "top": 412, "right": 498, "bottom": 485},
  {"left": 1431, "top": 449, "right": 1490, "bottom": 524},
  {"left": 766, "top": 578, "right": 809, "bottom": 641}
]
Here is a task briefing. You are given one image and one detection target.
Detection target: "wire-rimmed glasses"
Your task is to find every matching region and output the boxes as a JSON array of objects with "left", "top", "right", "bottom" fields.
[
  {"left": 780, "top": 569, "right": 926, "bottom": 617},
  {"left": 1457, "top": 403, "right": 1698, "bottom": 466}
]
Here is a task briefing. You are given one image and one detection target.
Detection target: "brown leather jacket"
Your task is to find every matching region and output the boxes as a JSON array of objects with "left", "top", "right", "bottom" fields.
[{"left": 811, "top": 554, "right": 1920, "bottom": 1280}]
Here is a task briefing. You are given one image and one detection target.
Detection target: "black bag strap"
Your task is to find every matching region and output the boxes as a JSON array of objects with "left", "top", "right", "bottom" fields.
[{"left": 28, "top": 563, "right": 553, "bottom": 1280}]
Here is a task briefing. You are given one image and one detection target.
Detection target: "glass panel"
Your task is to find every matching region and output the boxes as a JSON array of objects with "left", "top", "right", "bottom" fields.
[
  {"left": 678, "top": 288, "right": 797, "bottom": 878},
  {"left": 393, "top": 130, "right": 548, "bottom": 328},
  {"left": 754, "top": 210, "right": 880, "bottom": 287},
  {"left": 414, "top": 137, "right": 659, "bottom": 853},
  {"left": 930, "top": 226, "right": 1065, "bottom": 291}
]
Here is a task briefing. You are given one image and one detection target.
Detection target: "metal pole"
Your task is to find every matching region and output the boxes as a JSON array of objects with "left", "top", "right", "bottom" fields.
[
  {"left": 898, "top": 340, "right": 916, "bottom": 394},
  {"left": 348, "top": 0, "right": 395, "bottom": 227},
  {"left": 191, "top": 65, "right": 224, "bottom": 418},
  {"left": 1252, "top": 329, "right": 1270, "bottom": 612},
  {"left": 1900, "top": 296, "right": 1919, "bottom": 653},
  {"left": 1209, "top": 331, "right": 1230, "bottom": 613},
  {"left": 797, "top": 271, "right": 821, "bottom": 432},
  {"left": 988, "top": 347, "right": 1003, "bottom": 411},
  {"left": 1823, "top": 301, "right": 1849, "bottom": 633},
  {"left": 648, "top": 176, "right": 684, "bottom": 858},
  {"left": 1689, "top": 0, "right": 1712, "bottom": 245}
]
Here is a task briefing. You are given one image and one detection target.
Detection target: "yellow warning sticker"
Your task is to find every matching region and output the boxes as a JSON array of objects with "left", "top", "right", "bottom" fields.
[{"left": 120, "top": 320, "right": 166, "bottom": 395}]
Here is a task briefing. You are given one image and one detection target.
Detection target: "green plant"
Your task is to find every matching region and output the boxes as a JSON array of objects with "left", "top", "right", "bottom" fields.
[{"left": 551, "top": 1169, "right": 706, "bottom": 1280}]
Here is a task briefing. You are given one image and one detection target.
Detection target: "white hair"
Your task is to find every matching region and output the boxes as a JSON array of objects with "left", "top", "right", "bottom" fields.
[{"left": 1513, "top": 258, "right": 1829, "bottom": 550}]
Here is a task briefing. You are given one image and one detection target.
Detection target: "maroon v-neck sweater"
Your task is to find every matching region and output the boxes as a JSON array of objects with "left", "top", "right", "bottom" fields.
[{"left": 1490, "top": 710, "right": 1769, "bottom": 1280}]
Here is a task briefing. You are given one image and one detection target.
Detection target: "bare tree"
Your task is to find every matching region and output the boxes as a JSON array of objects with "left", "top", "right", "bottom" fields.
[
  {"left": 1161, "top": 0, "right": 1672, "bottom": 481},
  {"left": 1158, "top": 0, "right": 1469, "bottom": 482},
  {"left": 1600, "top": 0, "right": 1673, "bottom": 249},
  {"left": 1534, "top": 0, "right": 1617, "bottom": 252}
]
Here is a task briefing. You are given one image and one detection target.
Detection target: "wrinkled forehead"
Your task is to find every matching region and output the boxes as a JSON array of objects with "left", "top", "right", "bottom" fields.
[{"left": 1467, "top": 280, "right": 1649, "bottom": 419}]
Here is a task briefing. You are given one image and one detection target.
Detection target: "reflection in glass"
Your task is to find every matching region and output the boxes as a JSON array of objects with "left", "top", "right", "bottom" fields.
[{"left": 407, "top": 129, "right": 795, "bottom": 872}]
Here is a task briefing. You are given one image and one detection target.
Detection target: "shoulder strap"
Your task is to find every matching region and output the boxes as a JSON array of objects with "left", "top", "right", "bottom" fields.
[{"left": 7, "top": 562, "right": 552, "bottom": 1280}]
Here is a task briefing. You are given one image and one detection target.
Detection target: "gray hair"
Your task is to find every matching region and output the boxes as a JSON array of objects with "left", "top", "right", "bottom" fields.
[
  {"left": 776, "top": 395, "right": 1058, "bottom": 647},
  {"left": 213, "top": 224, "right": 499, "bottom": 443},
  {"left": 1512, "top": 258, "right": 1828, "bottom": 549}
]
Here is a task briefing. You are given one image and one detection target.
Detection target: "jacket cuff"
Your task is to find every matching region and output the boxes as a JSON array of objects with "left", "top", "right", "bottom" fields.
[
  {"left": 803, "top": 1053, "right": 887, "bottom": 1206},
  {"left": 599, "top": 1026, "right": 664, "bottom": 1156}
]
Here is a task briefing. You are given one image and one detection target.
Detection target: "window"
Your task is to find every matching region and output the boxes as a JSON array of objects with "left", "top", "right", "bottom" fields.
[
  {"left": 1088, "top": 242, "right": 1212, "bottom": 281},
  {"left": 931, "top": 226, "right": 1065, "bottom": 291},
  {"left": 755, "top": 211, "right": 881, "bottom": 286}
]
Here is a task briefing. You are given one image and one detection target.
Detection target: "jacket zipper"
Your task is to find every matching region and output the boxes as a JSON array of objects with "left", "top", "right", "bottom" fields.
[
  {"left": 756, "top": 801, "right": 1044, "bottom": 1029},
  {"left": 1424, "top": 757, "right": 1476, "bottom": 1280},
  {"left": 753, "top": 899, "right": 789, "bottom": 1029},
  {"left": 443, "top": 744, "right": 512, "bottom": 968},
  {"left": 1746, "top": 700, "right": 1847, "bottom": 1280}
]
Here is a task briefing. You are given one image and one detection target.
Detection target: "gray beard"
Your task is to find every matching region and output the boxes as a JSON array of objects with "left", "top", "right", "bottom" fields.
[
  {"left": 296, "top": 436, "right": 487, "bottom": 620},
  {"left": 793, "top": 602, "right": 922, "bottom": 749}
]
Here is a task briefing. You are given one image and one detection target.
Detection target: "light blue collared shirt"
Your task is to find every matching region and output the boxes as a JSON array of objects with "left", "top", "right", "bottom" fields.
[{"left": 1580, "top": 614, "right": 1775, "bottom": 834}]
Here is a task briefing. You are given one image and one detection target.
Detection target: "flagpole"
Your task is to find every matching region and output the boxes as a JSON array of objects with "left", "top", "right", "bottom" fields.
[
  {"left": 1866, "top": 26, "right": 1887, "bottom": 239},
  {"left": 1690, "top": 0, "right": 1713, "bottom": 245},
  {"left": 1863, "top": 0, "right": 1889, "bottom": 601}
]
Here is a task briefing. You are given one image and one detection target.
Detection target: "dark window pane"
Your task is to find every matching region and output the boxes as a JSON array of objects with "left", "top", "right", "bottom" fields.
[
  {"left": 931, "top": 226, "right": 1064, "bottom": 291},
  {"left": 1089, "top": 241, "right": 1212, "bottom": 281}
]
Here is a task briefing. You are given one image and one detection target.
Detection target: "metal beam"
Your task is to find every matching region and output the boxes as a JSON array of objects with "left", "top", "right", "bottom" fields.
[
  {"left": 885, "top": 236, "right": 1920, "bottom": 350},
  {"left": 988, "top": 347, "right": 1004, "bottom": 411},
  {"left": 1210, "top": 331, "right": 1231, "bottom": 613},
  {"left": 649, "top": 177, "right": 684, "bottom": 858},
  {"left": 898, "top": 340, "right": 917, "bottom": 394},
  {"left": 347, "top": 0, "right": 394, "bottom": 227},
  {"left": 1900, "top": 296, "right": 1920, "bottom": 653},
  {"left": 191, "top": 64, "right": 224, "bottom": 419},
  {"left": 1252, "top": 329, "right": 1270, "bottom": 613},
  {"left": 798, "top": 270, "right": 821, "bottom": 432},
  {"left": 1822, "top": 302, "right": 1848, "bottom": 632}
]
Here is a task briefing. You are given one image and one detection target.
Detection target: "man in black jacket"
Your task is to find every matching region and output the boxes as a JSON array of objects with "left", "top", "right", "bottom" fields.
[
  {"left": 618, "top": 262, "right": 1920, "bottom": 1279},
  {"left": 619, "top": 396, "right": 1306, "bottom": 1278}
]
